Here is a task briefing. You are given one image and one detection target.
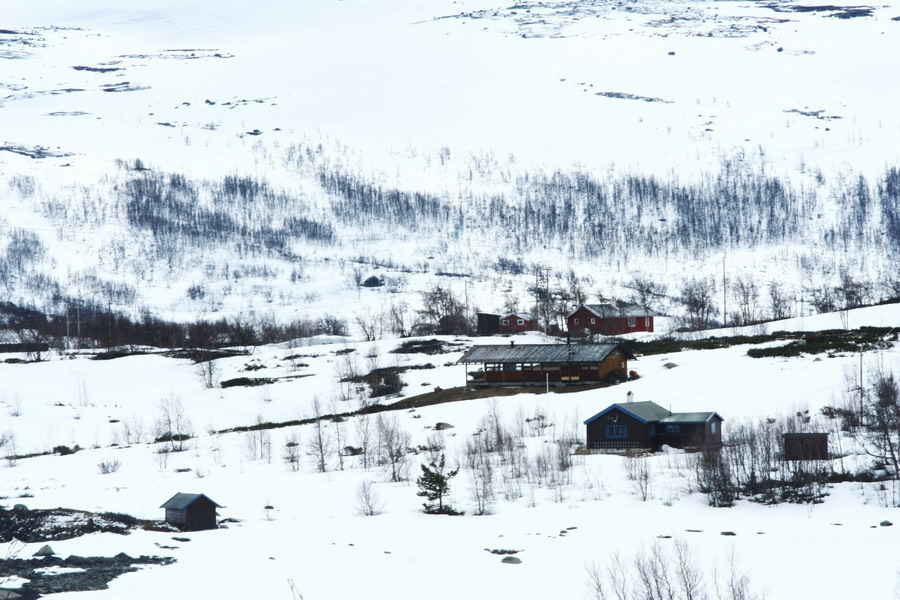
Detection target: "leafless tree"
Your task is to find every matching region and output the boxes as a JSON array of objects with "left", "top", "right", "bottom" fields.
[
  {"left": 419, "top": 284, "right": 468, "bottom": 335},
  {"left": 355, "top": 415, "right": 374, "bottom": 471},
  {"left": 332, "top": 408, "right": 346, "bottom": 471},
  {"left": 625, "top": 272, "right": 669, "bottom": 315},
  {"left": 308, "top": 397, "right": 330, "bottom": 473},
  {"left": 356, "top": 480, "right": 384, "bottom": 516},
  {"left": 377, "top": 413, "right": 410, "bottom": 482},
  {"left": 283, "top": 429, "right": 301, "bottom": 471},
  {"left": 731, "top": 276, "right": 760, "bottom": 325},
  {"left": 767, "top": 281, "right": 792, "bottom": 320},
  {"left": 587, "top": 540, "right": 765, "bottom": 600},
  {"left": 387, "top": 301, "right": 415, "bottom": 338},
  {"left": 354, "top": 308, "right": 384, "bottom": 341},
  {"left": 624, "top": 455, "right": 652, "bottom": 501},
  {"left": 196, "top": 357, "right": 221, "bottom": 389},
  {"left": 679, "top": 277, "right": 717, "bottom": 330},
  {"left": 154, "top": 393, "right": 193, "bottom": 452}
]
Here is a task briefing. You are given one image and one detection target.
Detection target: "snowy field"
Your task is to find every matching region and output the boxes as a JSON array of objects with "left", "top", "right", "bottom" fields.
[
  {"left": 1, "top": 304, "right": 900, "bottom": 599},
  {"left": 4, "top": 0, "right": 900, "bottom": 175}
]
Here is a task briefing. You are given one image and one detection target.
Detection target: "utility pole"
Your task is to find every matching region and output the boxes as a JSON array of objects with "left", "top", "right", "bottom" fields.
[
  {"left": 859, "top": 350, "right": 864, "bottom": 427},
  {"left": 534, "top": 266, "right": 550, "bottom": 332},
  {"left": 463, "top": 278, "right": 470, "bottom": 336},
  {"left": 722, "top": 255, "right": 727, "bottom": 328}
]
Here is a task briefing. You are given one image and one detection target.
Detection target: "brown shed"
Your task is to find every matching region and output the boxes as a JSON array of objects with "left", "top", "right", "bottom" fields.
[
  {"left": 476, "top": 313, "right": 501, "bottom": 336},
  {"left": 783, "top": 433, "right": 829, "bottom": 461},
  {"left": 160, "top": 492, "right": 222, "bottom": 531}
]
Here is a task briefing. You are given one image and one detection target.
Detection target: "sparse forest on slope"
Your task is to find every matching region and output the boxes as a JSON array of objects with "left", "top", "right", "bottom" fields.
[{"left": 2, "top": 145, "right": 899, "bottom": 333}]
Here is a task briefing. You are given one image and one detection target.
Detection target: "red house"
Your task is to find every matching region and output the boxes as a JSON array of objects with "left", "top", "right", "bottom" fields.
[
  {"left": 499, "top": 313, "right": 537, "bottom": 334},
  {"left": 568, "top": 303, "right": 655, "bottom": 336}
]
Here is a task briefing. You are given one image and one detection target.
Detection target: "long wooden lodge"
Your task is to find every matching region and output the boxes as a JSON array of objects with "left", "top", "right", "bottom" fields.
[{"left": 457, "top": 342, "right": 635, "bottom": 386}]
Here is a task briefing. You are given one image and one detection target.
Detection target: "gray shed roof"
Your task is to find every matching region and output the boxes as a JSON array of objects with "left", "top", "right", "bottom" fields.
[
  {"left": 160, "top": 493, "right": 222, "bottom": 510},
  {"left": 458, "top": 343, "right": 634, "bottom": 365},
  {"left": 584, "top": 401, "right": 671, "bottom": 425},
  {"left": 585, "top": 402, "right": 723, "bottom": 425},
  {"left": 659, "top": 412, "right": 723, "bottom": 424},
  {"left": 573, "top": 303, "right": 658, "bottom": 319}
]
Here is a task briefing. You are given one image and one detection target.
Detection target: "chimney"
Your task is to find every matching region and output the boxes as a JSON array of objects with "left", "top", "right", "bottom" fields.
[
  {"left": 510, "top": 340, "right": 515, "bottom": 347},
  {"left": 626, "top": 391, "right": 634, "bottom": 403}
]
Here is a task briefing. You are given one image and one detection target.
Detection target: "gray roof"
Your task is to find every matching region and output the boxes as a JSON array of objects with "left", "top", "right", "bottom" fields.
[
  {"left": 577, "top": 303, "right": 657, "bottom": 318},
  {"left": 584, "top": 401, "right": 670, "bottom": 425},
  {"left": 458, "top": 343, "right": 634, "bottom": 364},
  {"left": 160, "top": 492, "right": 222, "bottom": 510},
  {"left": 584, "top": 402, "right": 723, "bottom": 425},
  {"left": 659, "top": 412, "right": 722, "bottom": 424}
]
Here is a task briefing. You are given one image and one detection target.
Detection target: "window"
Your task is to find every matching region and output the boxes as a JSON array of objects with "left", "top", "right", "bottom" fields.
[
  {"left": 665, "top": 424, "right": 680, "bottom": 433},
  {"left": 501, "top": 319, "right": 509, "bottom": 325},
  {"left": 517, "top": 319, "right": 524, "bottom": 325},
  {"left": 574, "top": 318, "right": 579, "bottom": 325},
  {"left": 627, "top": 317, "right": 636, "bottom": 327},
  {"left": 711, "top": 421, "right": 717, "bottom": 434},
  {"left": 606, "top": 424, "right": 627, "bottom": 438},
  {"left": 645, "top": 317, "right": 651, "bottom": 327},
  {"left": 591, "top": 318, "right": 596, "bottom": 324}
]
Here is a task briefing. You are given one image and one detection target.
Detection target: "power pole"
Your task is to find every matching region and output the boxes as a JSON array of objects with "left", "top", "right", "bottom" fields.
[
  {"left": 722, "top": 255, "right": 727, "bottom": 327},
  {"left": 534, "top": 266, "right": 550, "bottom": 332}
]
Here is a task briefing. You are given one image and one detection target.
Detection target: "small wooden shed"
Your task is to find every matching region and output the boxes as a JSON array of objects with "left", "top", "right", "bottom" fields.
[
  {"left": 160, "top": 492, "right": 222, "bottom": 531},
  {"left": 783, "top": 433, "right": 829, "bottom": 461}
]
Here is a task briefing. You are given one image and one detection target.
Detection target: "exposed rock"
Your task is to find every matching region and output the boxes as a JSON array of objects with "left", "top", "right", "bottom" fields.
[
  {"left": 501, "top": 556, "right": 522, "bottom": 564},
  {"left": 0, "top": 554, "right": 174, "bottom": 596},
  {"left": 720, "top": 531, "right": 737, "bottom": 536},
  {"left": 435, "top": 422, "right": 454, "bottom": 431},
  {"left": 32, "top": 545, "right": 54, "bottom": 557},
  {"left": 880, "top": 520, "right": 893, "bottom": 527}
]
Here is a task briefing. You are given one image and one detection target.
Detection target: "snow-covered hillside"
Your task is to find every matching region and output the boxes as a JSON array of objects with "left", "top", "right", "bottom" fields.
[
  {"left": 2, "top": 306, "right": 900, "bottom": 599},
  {"left": 2, "top": 4, "right": 900, "bottom": 597},
  {"left": 2, "top": 0, "right": 900, "bottom": 325}
]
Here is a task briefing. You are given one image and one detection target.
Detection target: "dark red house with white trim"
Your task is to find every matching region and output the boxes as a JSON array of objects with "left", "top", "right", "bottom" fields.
[
  {"left": 499, "top": 313, "right": 537, "bottom": 334},
  {"left": 568, "top": 303, "right": 656, "bottom": 336}
]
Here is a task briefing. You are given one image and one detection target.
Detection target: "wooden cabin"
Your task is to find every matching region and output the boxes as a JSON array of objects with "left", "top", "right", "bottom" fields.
[
  {"left": 499, "top": 313, "right": 537, "bottom": 334},
  {"left": 458, "top": 342, "right": 634, "bottom": 386},
  {"left": 584, "top": 400, "right": 723, "bottom": 451},
  {"left": 568, "top": 303, "right": 656, "bottom": 336},
  {"left": 160, "top": 492, "right": 221, "bottom": 531}
]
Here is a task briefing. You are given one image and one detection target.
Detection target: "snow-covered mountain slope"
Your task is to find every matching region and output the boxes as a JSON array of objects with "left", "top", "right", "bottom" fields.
[{"left": 2, "top": 0, "right": 900, "bottom": 325}]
